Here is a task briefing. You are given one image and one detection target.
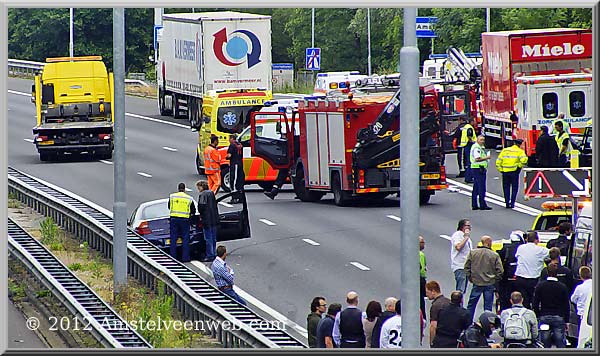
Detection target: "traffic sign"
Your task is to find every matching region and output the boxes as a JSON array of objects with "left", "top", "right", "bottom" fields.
[
  {"left": 524, "top": 168, "right": 591, "bottom": 198},
  {"left": 154, "top": 25, "right": 163, "bottom": 50},
  {"left": 306, "top": 47, "right": 321, "bottom": 71},
  {"left": 416, "top": 17, "right": 438, "bottom": 38}
]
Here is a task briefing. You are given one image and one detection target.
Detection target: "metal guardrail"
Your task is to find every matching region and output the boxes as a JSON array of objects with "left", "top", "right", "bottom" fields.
[
  {"left": 8, "top": 218, "right": 151, "bottom": 348},
  {"left": 8, "top": 58, "right": 151, "bottom": 86},
  {"left": 7, "top": 167, "right": 306, "bottom": 349}
]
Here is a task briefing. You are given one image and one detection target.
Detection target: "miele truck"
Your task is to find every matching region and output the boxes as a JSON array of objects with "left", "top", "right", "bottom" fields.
[
  {"left": 155, "top": 11, "right": 274, "bottom": 173},
  {"left": 480, "top": 28, "right": 592, "bottom": 158}
]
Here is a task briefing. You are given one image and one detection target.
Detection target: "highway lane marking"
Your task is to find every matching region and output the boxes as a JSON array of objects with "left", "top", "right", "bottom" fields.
[
  {"left": 259, "top": 218, "right": 277, "bottom": 226},
  {"left": 162, "top": 146, "right": 178, "bottom": 152},
  {"left": 440, "top": 234, "right": 452, "bottom": 241},
  {"left": 100, "top": 160, "right": 113, "bottom": 165},
  {"left": 302, "top": 238, "right": 320, "bottom": 246},
  {"left": 23, "top": 138, "right": 34, "bottom": 143},
  {"left": 219, "top": 202, "right": 234, "bottom": 208},
  {"left": 386, "top": 215, "right": 401, "bottom": 222},
  {"left": 125, "top": 112, "right": 189, "bottom": 128},
  {"left": 189, "top": 260, "right": 308, "bottom": 338},
  {"left": 137, "top": 172, "right": 153, "bottom": 178},
  {"left": 185, "top": 188, "right": 193, "bottom": 192},
  {"left": 447, "top": 178, "right": 541, "bottom": 215},
  {"left": 450, "top": 187, "right": 538, "bottom": 216},
  {"left": 8, "top": 90, "right": 30, "bottom": 97},
  {"left": 350, "top": 262, "right": 371, "bottom": 271}
]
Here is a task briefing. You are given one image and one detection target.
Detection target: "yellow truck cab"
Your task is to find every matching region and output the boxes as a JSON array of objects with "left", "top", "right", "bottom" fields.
[
  {"left": 31, "top": 56, "right": 114, "bottom": 161},
  {"left": 196, "top": 88, "right": 272, "bottom": 174}
]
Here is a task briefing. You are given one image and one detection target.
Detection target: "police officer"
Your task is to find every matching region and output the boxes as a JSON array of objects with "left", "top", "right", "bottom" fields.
[
  {"left": 460, "top": 118, "right": 477, "bottom": 183},
  {"left": 168, "top": 182, "right": 196, "bottom": 262},
  {"left": 470, "top": 135, "right": 492, "bottom": 210},
  {"left": 226, "top": 134, "right": 245, "bottom": 204},
  {"left": 554, "top": 121, "right": 572, "bottom": 167},
  {"left": 495, "top": 139, "right": 528, "bottom": 208}
]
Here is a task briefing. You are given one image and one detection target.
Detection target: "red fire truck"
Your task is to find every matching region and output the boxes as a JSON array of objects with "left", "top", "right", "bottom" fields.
[
  {"left": 480, "top": 28, "right": 592, "bottom": 156},
  {"left": 249, "top": 77, "right": 447, "bottom": 206}
]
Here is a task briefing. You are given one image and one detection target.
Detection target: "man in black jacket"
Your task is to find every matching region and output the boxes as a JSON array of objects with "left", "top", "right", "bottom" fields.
[
  {"left": 497, "top": 230, "right": 525, "bottom": 311},
  {"left": 432, "top": 291, "right": 472, "bottom": 348},
  {"left": 535, "top": 125, "right": 559, "bottom": 168},
  {"left": 532, "top": 262, "right": 570, "bottom": 348},
  {"left": 539, "top": 247, "right": 574, "bottom": 294},
  {"left": 460, "top": 311, "right": 502, "bottom": 348},
  {"left": 546, "top": 222, "right": 572, "bottom": 257},
  {"left": 370, "top": 297, "right": 397, "bottom": 348}
]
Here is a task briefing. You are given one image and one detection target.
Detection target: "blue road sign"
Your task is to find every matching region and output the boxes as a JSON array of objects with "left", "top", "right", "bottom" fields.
[
  {"left": 154, "top": 25, "right": 163, "bottom": 50},
  {"left": 306, "top": 47, "right": 321, "bottom": 71},
  {"left": 416, "top": 17, "right": 438, "bottom": 38}
]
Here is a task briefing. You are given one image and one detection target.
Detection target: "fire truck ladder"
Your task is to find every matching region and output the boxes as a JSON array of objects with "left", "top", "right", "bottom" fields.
[{"left": 444, "top": 46, "right": 481, "bottom": 83}]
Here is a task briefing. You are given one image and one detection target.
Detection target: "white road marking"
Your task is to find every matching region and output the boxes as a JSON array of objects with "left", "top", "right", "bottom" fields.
[
  {"left": 219, "top": 202, "right": 234, "bottom": 208},
  {"left": 493, "top": 176, "right": 499, "bottom": 180},
  {"left": 386, "top": 215, "right": 402, "bottom": 222},
  {"left": 447, "top": 178, "right": 541, "bottom": 215},
  {"left": 350, "top": 261, "right": 371, "bottom": 271},
  {"left": 137, "top": 172, "right": 153, "bottom": 178},
  {"left": 162, "top": 146, "right": 178, "bottom": 152},
  {"left": 189, "top": 260, "right": 308, "bottom": 338},
  {"left": 99, "top": 160, "right": 113, "bottom": 165},
  {"left": 8, "top": 90, "right": 30, "bottom": 97},
  {"left": 126, "top": 112, "right": 189, "bottom": 128},
  {"left": 184, "top": 188, "right": 192, "bottom": 192},
  {"left": 23, "top": 138, "right": 34, "bottom": 143},
  {"left": 302, "top": 238, "right": 320, "bottom": 246},
  {"left": 259, "top": 218, "right": 277, "bottom": 226},
  {"left": 440, "top": 234, "right": 452, "bottom": 241}
]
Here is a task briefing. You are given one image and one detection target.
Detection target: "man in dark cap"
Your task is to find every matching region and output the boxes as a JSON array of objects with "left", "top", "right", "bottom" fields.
[{"left": 495, "top": 139, "right": 528, "bottom": 208}]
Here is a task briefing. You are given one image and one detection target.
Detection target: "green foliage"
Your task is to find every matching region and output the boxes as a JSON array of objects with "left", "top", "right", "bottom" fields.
[
  {"left": 8, "top": 7, "right": 592, "bottom": 75},
  {"left": 40, "top": 217, "right": 59, "bottom": 245},
  {"left": 8, "top": 278, "right": 26, "bottom": 300},
  {"left": 68, "top": 262, "right": 83, "bottom": 271}
]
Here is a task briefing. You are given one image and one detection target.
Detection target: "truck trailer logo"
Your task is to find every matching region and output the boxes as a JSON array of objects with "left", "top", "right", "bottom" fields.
[
  {"left": 521, "top": 42, "right": 586, "bottom": 58},
  {"left": 173, "top": 35, "right": 203, "bottom": 80},
  {"left": 213, "top": 28, "right": 262, "bottom": 68}
]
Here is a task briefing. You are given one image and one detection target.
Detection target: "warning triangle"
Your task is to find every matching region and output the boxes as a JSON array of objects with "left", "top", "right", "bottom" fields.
[{"left": 525, "top": 171, "right": 555, "bottom": 197}]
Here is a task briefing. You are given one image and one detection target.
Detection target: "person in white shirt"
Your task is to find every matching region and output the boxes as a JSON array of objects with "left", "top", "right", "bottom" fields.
[
  {"left": 380, "top": 299, "right": 402, "bottom": 348},
  {"left": 514, "top": 231, "right": 549, "bottom": 309},
  {"left": 571, "top": 266, "right": 592, "bottom": 321},
  {"left": 450, "top": 219, "right": 473, "bottom": 294}
]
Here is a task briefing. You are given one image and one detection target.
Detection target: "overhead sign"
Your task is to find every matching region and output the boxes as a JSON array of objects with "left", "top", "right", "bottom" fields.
[
  {"left": 524, "top": 168, "right": 591, "bottom": 198},
  {"left": 416, "top": 17, "right": 438, "bottom": 38},
  {"left": 306, "top": 47, "right": 321, "bottom": 71}
]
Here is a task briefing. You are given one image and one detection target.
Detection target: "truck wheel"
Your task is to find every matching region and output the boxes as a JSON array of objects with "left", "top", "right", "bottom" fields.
[
  {"left": 258, "top": 182, "right": 273, "bottom": 192},
  {"left": 196, "top": 152, "right": 205, "bottom": 175},
  {"left": 332, "top": 173, "right": 350, "bottom": 207},
  {"left": 419, "top": 191, "right": 432, "bottom": 205},
  {"left": 159, "top": 89, "right": 170, "bottom": 116},
  {"left": 484, "top": 136, "right": 499, "bottom": 149},
  {"left": 220, "top": 166, "right": 231, "bottom": 192},
  {"left": 39, "top": 152, "right": 52, "bottom": 162},
  {"left": 292, "top": 165, "right": 324, "bottom": 202}
]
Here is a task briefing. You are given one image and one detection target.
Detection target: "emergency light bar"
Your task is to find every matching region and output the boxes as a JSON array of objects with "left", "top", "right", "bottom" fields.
[{"left": 46, "top": 56, "right": 103, "bottom": 62}]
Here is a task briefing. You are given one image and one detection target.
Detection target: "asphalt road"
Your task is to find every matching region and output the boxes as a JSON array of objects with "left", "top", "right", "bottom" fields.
[
  {"left": 7, "top": 77, "right": 544, "bottom": 340},
  {"left": 6, "top": 299, "right": 47, "bottom": 348}
]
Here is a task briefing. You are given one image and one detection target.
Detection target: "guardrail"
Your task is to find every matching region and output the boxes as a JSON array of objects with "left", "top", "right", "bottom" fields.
[
  {"left": 8, "top": 218, "right": 151, "bottom": 348},
  {"left": 7, "top": 167, "right": 306, "bottom": 349},
  {"left": 8, "top": 58, "right": 151, "bottom": 86}
]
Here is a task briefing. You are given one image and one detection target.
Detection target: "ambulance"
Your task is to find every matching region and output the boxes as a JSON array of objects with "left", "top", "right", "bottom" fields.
[{"left": 313, "top": 71, "right": 367, "bottom": 96}]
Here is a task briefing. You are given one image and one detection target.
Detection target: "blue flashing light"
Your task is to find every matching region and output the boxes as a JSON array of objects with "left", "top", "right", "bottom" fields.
[
  {"left": 317, "top": 73, "right": 327, "bottom": 77},
  {"left": 339, "top": 82, "right": 348, "bottom": 88}
]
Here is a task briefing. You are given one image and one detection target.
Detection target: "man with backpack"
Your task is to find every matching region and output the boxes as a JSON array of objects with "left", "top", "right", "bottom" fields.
[{"left": 500, "top": 291, "right": 538, "bottom": 348}]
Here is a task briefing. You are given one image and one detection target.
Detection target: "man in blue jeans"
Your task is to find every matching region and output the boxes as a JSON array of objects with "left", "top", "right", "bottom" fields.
[
  {"left": 211, "top": 245, "right": 246, "bottom": 305},
  {"left": 196, "top": 180, "right": 219, "bottom": 262},
  {"left": 464, "top": 236, "right": 504, "bottom": 318},
  {"left": 532, "top": 262, "right": 570, "bottom": 348},
  {"left": 168, "top": 182, "right": 196, "bottom": 262}
]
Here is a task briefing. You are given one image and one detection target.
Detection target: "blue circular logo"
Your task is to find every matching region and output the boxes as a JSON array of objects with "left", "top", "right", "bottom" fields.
[{"left": 226, "top": 36, "right": 249, "bottom": 60}]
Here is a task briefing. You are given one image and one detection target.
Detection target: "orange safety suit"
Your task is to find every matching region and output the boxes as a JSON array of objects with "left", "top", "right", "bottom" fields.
[{"left": 204, "top": 145, "right": 221, "bottom": 194}]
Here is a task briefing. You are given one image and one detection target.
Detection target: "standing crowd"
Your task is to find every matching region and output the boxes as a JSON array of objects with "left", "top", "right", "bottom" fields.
[{"left": 306, "top": 218, "right": 591, "bottom": 349}]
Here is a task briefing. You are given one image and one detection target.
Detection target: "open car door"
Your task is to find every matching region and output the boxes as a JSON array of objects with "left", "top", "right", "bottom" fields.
[
  {"left": 216, "top": 192, "right": 251, "bottom": 242},
  {"left": 249, "top": 111, "right": 294, "bottom": 169},
  {"left": 439, "top": 90, "right": 470, "bottom": 153}
]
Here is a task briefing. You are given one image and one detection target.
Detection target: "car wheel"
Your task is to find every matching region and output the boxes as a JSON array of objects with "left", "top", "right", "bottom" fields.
[
  {"left": 332, "top": 173, "right": 350, "bottom": 207},
  {"left": 419, "top": 191, "right": 432, "bottom": 205},
  {"left": 220, "top": 166, "right": 231, "bottom": 192}
]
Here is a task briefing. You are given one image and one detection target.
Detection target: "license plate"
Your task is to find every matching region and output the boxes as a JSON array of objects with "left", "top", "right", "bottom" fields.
[
  {"left": 422, "top": 174, "right": 440, "bottom": 179},
  {"left": 165, "top": 238, "right": 183, "bottom": 245},
  {"left": 39, "top": 140, "right": 54, "bottom": 145}
]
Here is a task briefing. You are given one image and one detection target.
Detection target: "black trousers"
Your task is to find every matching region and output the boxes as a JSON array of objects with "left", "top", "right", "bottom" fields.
[
  {"left": 514, "top": 276, "right": 539, "bottom": 309},
  {"left": 420, "top": 277, "right": 427, "bottom": 321},
  {"left": 229, "top": 163, "right": 245, "bottom": 198}
]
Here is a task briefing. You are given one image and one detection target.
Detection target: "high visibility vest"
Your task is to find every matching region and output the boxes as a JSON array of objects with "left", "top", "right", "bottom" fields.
[
  {"left": 555, "top": 131, "right": 572, "bottom": 155},
  {"left": 419, "top": 251, "right": 427, "bottom": 278},
  {"left": 204, "top": 145, "right": 221, "bottom": 174},
  {"left": 460, "top": 124, "right": 476, "bottom": 147},
  {"left": 495, "top": 145, "right": 528, "bottom": 172},
  {"left": 169, "top": 192, "right": 193, "bottom": 218},
  {"left": 470, "top": 143, "right": 488, "bottom": 169}
]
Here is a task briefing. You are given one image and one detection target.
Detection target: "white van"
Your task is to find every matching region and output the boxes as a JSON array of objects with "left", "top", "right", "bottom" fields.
[{"left": 313, "top": 71, "right": 367, "bottom": 96}]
